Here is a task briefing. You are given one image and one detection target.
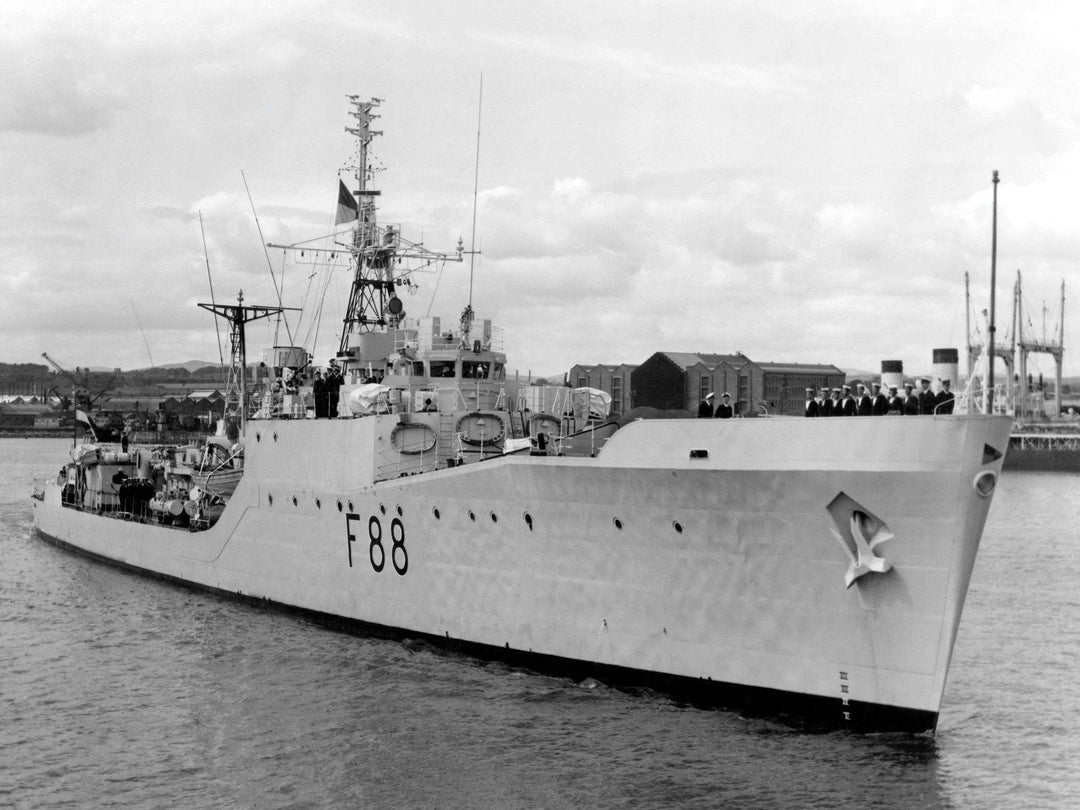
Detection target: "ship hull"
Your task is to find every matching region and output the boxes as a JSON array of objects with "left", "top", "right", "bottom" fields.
[{"left": 33, "top": 414, "right": 1011, "bottom": 732}]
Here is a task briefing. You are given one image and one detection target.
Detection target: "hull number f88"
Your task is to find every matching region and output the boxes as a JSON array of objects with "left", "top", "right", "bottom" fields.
[{"left": 346, "top": 513, "right": 408, "bottom": 575}]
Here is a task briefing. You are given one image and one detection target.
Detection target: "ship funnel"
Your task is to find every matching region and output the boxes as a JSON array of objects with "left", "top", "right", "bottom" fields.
[
  {"left": 932, "top": 348, "right": 959, "bottom": 394},
  {"left": 881, "top": 360, "right": 904, "bottom": 392}
]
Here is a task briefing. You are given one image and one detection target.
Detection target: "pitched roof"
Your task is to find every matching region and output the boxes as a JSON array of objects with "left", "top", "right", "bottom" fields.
[
  {"left": 756, "top": 362, "right": 845, "bottom": 374},
  {"left": 659, "top": 351, "right": 750, "bottom": 371}
]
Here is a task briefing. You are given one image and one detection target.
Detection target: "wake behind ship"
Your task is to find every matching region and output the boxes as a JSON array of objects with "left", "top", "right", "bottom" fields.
[{"left": 32, "top": 97, "right": 1012, "bottom": 733}]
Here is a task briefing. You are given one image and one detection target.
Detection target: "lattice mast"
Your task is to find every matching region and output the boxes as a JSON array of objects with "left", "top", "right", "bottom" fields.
[
  {"left": 199, "top": 292, "right": 293, "bottom": 436},
  {"left": 339, "top": 96, "right": 394, "bottom": 353},
  {"left": 335, "top": 97, "right": 466, "bottom": 368}
]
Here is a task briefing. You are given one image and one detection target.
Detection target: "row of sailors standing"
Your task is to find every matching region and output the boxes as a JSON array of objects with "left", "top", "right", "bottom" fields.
[{"left": 806, "top": 379, "right": 954, "bottom": 417}]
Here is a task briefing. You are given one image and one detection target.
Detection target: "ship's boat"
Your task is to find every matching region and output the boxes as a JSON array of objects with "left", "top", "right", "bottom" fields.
[{"left": 31, "top": 97, "right": 1012, "bottom": 733}]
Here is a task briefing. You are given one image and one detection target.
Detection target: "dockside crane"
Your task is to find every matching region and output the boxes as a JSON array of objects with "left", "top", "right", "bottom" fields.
[
  {"left": 41, "top": 354, "right": 121, "bottom": 444},
  {"left": 40, "top": 353, "right": 118, "bottom": 412}
]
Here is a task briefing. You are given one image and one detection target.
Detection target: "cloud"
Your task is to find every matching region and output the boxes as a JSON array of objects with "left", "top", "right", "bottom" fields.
[
  {"left": 0, "top": 38, "right": 129, "bottom": 136},
  {"left": 964, "top": 85, "right": 1016, "bottom": 115},
  {"left": 475, "top": 30, "right": 789, "bottom": 91}
]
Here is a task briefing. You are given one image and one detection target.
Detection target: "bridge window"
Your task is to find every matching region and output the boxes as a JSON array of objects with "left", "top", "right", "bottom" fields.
[
  {"left": 462, "top": 361, "right": 487, "bottom": 379},
  {"left": 430, "top": 360, "right": 456, "bottom": 378}
]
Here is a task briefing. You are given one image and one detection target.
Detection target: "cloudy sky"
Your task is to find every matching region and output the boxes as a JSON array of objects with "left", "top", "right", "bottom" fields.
[{"left": 3, "top": 1, "right": 1080, "bottom": 381}]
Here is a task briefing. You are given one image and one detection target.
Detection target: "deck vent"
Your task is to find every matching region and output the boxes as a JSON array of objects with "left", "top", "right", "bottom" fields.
[{"left": 689, "top": 449, "right": 708, "bottom": 459}]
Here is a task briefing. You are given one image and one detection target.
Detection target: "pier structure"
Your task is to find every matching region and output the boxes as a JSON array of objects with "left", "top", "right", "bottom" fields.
[
  {"left": 1014, "top": 271, "right": 1065, "bottom": 419},
  {"left": 966, "top": 271, "right": 1015, "bottom": 415},
  {"left": 966, "top": 271, "right": 1065, "bottom": 418}
]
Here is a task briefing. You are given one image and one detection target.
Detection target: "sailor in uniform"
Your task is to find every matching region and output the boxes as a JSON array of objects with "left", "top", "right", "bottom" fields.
[
  {"left": 312, "top": 370, "right": 328, "bottom": 418},
  {"left": 819, "top": 387, "right": 833, "bottom": 417},
  {"left": 887, "top": 385, "right": 904, "bottom": 414},
  {"left": 936, "top": 379, "right": 955, "bottom": 414},
  {"left": 325, "top": 359, "right": 343, "bottom": 419},
  {"left": 856, "top": 383, "right": 873, "bottom": 416},
  {"left": 698, "top": 392, "right": 715, "bottom": 418},
  {"left": 805, "top": 387, "right": 819, "bottom": 417},
  {"left": 918, "top": 377, "right": 935, "bottom": 414},
  {"left": 870, "top": 382, "right": 888, "bottom": 416},
  {"left": 903, "top": 382, "right": 921, "bottom": 415},
  {"left": 828, "top": 387, "right": 843, "bottom": 416},
  {"left": 841, "top": 385, "right": 858, "bottom": 416},
  {"left": 714, "top": 392, "right": 734, "bottom": 419}
]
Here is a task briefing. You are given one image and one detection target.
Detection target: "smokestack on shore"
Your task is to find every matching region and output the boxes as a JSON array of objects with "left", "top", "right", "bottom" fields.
[
  {"left": 932, "top": 348, "right": 959, "bottom": 393},
  {"left": 881, "top": 360, "right": 904, "bottom": 392}
]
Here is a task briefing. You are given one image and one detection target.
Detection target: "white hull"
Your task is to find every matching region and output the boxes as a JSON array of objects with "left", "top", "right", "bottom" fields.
[{"left": 33, "top": 414, "right": 1011, "bottom": 731}]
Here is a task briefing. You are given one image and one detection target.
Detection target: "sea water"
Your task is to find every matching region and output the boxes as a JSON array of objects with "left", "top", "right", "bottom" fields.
[{"left": 1, "top": 437, "right": 1078, "bottom": 809}]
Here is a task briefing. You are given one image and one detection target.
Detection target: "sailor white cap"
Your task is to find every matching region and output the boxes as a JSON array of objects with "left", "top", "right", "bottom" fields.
[{"left": 706, "top": 392, "right": 715, "bottom": 400}]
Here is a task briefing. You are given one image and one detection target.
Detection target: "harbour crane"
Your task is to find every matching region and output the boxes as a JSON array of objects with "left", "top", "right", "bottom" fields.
[{"left": 40, "top": 353, "right": 117, "bottom": 412}]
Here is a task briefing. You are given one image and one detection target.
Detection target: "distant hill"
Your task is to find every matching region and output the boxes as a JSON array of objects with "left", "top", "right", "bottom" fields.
[{"left": 137, "top": 360, "right": 220, "bottom": 373}]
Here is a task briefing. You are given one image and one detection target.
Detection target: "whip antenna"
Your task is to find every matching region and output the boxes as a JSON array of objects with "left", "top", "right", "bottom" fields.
[
  {"left": 242, "top": 170, "right": 296, "bottom": 347},
  {"left": 199, "top": 210, "right": 225, "bottom": 367},
  {"left": 468, "top": 73, "right": 483, "bottom": 310}
]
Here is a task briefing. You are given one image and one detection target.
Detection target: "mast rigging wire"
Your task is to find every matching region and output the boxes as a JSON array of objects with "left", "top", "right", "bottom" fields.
[
  {"left": 199, "top": 210, "right": 225, "bottom": 369},
  {"left": 242, "top": 170, "right": 296, "bottom": 347}
]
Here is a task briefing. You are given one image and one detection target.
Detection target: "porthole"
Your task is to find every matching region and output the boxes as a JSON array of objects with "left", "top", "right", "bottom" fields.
[
  {"left": 348, "top": 500, "right": 354, "bottom": 512},
  {"left": 268, "top": 493, "right": 274, "bottom": 506},
  {"left": 974, "top": 470, "right": 997, "bottom": 497},
  {"left": 273, "top": 432, "right": 278, "bottom": 442},
  {"left": 433, "top": 507, "right": 441, "bottom": 520},
  {"left": 673, "top": 521, "right": 683, "bottom": 534},
  {"left": 396, "top": 505, "right": 403, "bottom": 517},
  {"left": 490, "top": 512, "right": 498, "bottom": 524},
  {"left": 524, "top": 513, "right": 533, "bottom": 531},
  {"left": 468, "top": 510, "right": 476, "bottom": 522},
  {"left": 336, "top": 500, "right": 343, "bottom": 513},
  {"left": 255, "top": 432, "right": 261, "bottom": 442},
  {"left": 316, "top": 498, "right": 322, "bottom": 509},
  {"left": 292, "top": 496, "right": 298, "bottom": 507},
  {"left": 613, "top": 518, "right": 623, "bottom": 530},
  {"left": 380, "top": 503, "right": 386, "bottom": 515}
]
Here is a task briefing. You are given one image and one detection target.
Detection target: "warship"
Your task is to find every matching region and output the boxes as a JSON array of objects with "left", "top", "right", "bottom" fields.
[{"left": 32, "top": 97, "right": 1012, "bottom": 732}]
